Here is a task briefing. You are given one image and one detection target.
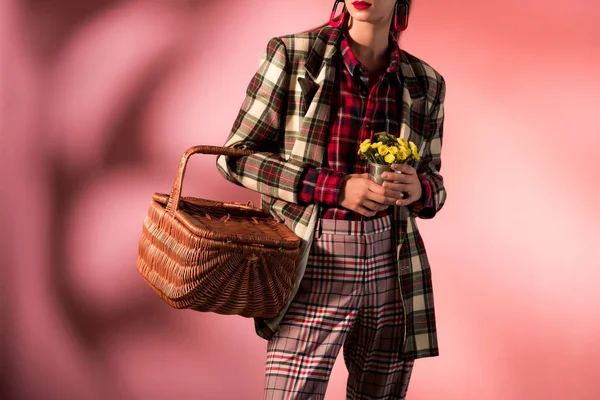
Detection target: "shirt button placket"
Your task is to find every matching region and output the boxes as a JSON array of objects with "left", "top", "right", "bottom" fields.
[{"left": 361, "top": 83, "right": 370, "bottom": 135}]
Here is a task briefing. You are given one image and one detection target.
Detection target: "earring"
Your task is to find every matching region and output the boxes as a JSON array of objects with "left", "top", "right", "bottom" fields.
[
  {"left": 329, "top": 0, "right": 347, "bottom": 28},
  {"left": 394, "top": 0, "right": 409, "bottom": 31}
]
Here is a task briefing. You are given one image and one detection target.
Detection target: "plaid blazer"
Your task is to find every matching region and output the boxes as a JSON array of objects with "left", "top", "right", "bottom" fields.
[{"left": 216, "top": 26, "right": 446, "bottom": 360}]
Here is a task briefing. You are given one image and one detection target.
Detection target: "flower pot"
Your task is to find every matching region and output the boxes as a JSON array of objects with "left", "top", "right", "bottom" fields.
[{"left": 368, "top": 162, "right": 401, "bottom": 185}]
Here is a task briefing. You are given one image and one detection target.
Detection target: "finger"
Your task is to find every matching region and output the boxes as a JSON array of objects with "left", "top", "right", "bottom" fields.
[
  {"left": 395, "top": 197, "right": 411, "bottom": 207},
  {"left": 396, "top": 192, "right": 418, "bottom": 207},
  {"left": 382, "top": 171, "right": 422, "bottom": 184},
  {"left": 367, "top": 181, "right": 387, "bottom": 196},
  {"left": 357, "top": 206, "right": 378, "bottom": 217},
  {"left": 392, "top": 164, "right": 416, "bottom": 174},
  {"left": 366, "top": 191, "right": 400, "bottom": 206},
  {"left": 397, "top": 198, "right": 415, "bottom": 207},
  {"left": 363, "top": 199, "right": 388, "bottom": 211},
  {"left": 380, "top": 189, "right": 405, "bottom": 202},
  {"left": 382, "top": 180, "right": 411, "bottom": 191},
  {"left": 382, "top": 183, "right": 411, "bottom": 195},
  {"left": 381, "top": 172, "right": 411, "bottom": 184}
]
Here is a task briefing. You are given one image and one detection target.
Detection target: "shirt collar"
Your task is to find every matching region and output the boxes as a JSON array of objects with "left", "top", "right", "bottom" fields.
[{"left": 339, "top": 31, "right": 401, "bottom": 77}]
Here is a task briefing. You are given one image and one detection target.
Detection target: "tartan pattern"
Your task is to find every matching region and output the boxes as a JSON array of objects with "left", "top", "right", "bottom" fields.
[
  {"left": 297, "top": 35, "right": 402, "bottom": 220},
  {"left": 298, "top": 34, "right": 433, "bottom": 221},
  {"left": 298, "top": 166, "right": 344, "bottom": 206},
  {"left": 216, "top": 25, "right": 447, "bottom": 360},
  {"left": 264, "top": 216, "right": 414, "bottom": 400},
  {"left": 410, "top": 175, "right": 434, "bottom": 215}
]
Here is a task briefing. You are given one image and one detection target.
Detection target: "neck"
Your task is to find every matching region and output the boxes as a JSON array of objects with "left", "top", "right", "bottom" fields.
[{"left": 345, "top": 18, "right": 392, "bottom": 72}]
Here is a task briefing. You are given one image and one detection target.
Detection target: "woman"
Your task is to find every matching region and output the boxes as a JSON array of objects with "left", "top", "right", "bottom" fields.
[{"left": 217, "top": 0, "right": 446, "bottom": 398}]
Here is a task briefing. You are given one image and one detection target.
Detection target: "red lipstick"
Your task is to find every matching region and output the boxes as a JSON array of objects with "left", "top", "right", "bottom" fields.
[{"left": 352, "top": 1, "right": 372, "bottom": 11}]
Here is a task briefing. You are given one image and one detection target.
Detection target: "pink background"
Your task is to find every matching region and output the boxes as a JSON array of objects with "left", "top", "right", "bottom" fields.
[{"left": 2, "top": 0, "right": 599, "bottom": 399}]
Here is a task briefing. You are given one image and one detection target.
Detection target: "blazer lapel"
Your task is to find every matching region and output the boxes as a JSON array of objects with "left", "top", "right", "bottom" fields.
[
  {"left": 291, "top": 27, "right": 342, "bottom": 166},
  {"left": 398, "top": 51, "right": 427, "bottom": 152},
  {"left": 297, "top": 76, "right": 317, "bottom": 113},
  {"left": 293, "top": 29, "right": 429, "bottom": 167}
]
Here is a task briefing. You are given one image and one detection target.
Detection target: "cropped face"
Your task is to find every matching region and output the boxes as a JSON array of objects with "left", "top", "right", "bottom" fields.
[{"left": 343, "top": 0, "right": 398, "bottom": 27}]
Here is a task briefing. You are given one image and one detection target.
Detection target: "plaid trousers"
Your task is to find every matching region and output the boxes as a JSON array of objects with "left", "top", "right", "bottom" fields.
[{"left": 264, "top": 215, "right": 414, "bottom": 400}]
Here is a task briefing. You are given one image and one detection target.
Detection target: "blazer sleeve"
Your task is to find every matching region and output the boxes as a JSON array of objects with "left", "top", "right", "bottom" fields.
[
  {"left": 216, "top": 37, "right": 311, "bottom": 205},
  {"left": 409, "top": 75, "right": 447, "bottom": 219}
]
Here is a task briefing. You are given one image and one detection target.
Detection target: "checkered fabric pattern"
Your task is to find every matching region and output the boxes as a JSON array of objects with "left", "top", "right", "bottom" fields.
[
  {"left": 264, "top": 216, "right": 414, "bottom": 400},
  {"left": 298, "top": 34, "right": 432, "bottom": 221},
  {"left": 216, "top": 25, "right": 446, "bottom": 360}
]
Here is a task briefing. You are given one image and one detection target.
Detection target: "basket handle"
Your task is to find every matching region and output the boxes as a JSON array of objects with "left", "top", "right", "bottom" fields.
[{"left": 166, "top": 145, "right": 256, "bottom": 215}]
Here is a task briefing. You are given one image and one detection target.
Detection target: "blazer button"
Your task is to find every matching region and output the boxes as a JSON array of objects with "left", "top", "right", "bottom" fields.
[{"left": 365, "top": 123, "right": 371, "bottom": 130}]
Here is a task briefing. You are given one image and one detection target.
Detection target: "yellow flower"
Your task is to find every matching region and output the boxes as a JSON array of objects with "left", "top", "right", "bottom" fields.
[
  {"left": 378, "top": 145, "right": 389, "bottom": 156},
  {"left": 397, "top": 147, "right": 410, "bottom": 161},
  {"left": 397, "top": 137, "right": 408, "bottom": 147},
  {"left": 388, "top": 146, "right": 399, "bottom": 155},
  {"left": 384, "top": 153, "right": 396, "bottom": 164},
  {"left": 409, "top": 141, "right": 420, "bottom": 160},
  {"left": 371, "top": 142, "right": 381, "bottom": 149},
  {"left": 359, "top": 141, "right": 371, "bottom": 153},
  {"left": 398, "top": 141, "right": 409, "bottom": 153}
]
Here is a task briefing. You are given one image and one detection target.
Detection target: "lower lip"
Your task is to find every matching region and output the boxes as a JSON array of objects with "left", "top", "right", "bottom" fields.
[{"left": 353, "top": 2, "right": 372, "bottom": 10}]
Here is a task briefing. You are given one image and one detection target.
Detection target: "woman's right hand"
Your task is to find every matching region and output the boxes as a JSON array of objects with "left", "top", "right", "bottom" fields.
[{"left": 338, "top": 173, "right": 400, "bottom": 217}]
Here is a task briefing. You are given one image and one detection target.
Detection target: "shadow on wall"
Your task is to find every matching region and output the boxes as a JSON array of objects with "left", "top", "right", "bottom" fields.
[{"left": 7, "top": 1, "right": 268, "bottom": 399}]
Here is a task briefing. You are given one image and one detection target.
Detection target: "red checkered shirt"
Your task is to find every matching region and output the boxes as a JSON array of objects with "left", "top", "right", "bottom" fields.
[{"left": 298, "top": 34, "right": 433, "bottom": 220}]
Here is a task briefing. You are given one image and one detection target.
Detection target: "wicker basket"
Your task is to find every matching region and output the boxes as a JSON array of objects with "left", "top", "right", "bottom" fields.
[{"left": 136, "top": 145, "right": 301, "bottom": 319}]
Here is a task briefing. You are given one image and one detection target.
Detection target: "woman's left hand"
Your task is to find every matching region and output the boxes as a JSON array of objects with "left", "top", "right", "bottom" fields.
[{"left": 381, "top": 164, "right": 422, "bottom": 207}]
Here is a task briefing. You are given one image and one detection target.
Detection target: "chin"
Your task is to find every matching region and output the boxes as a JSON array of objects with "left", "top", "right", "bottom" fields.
[{"left": 349, "top": 12, "right": 373, "bottom": 22}]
